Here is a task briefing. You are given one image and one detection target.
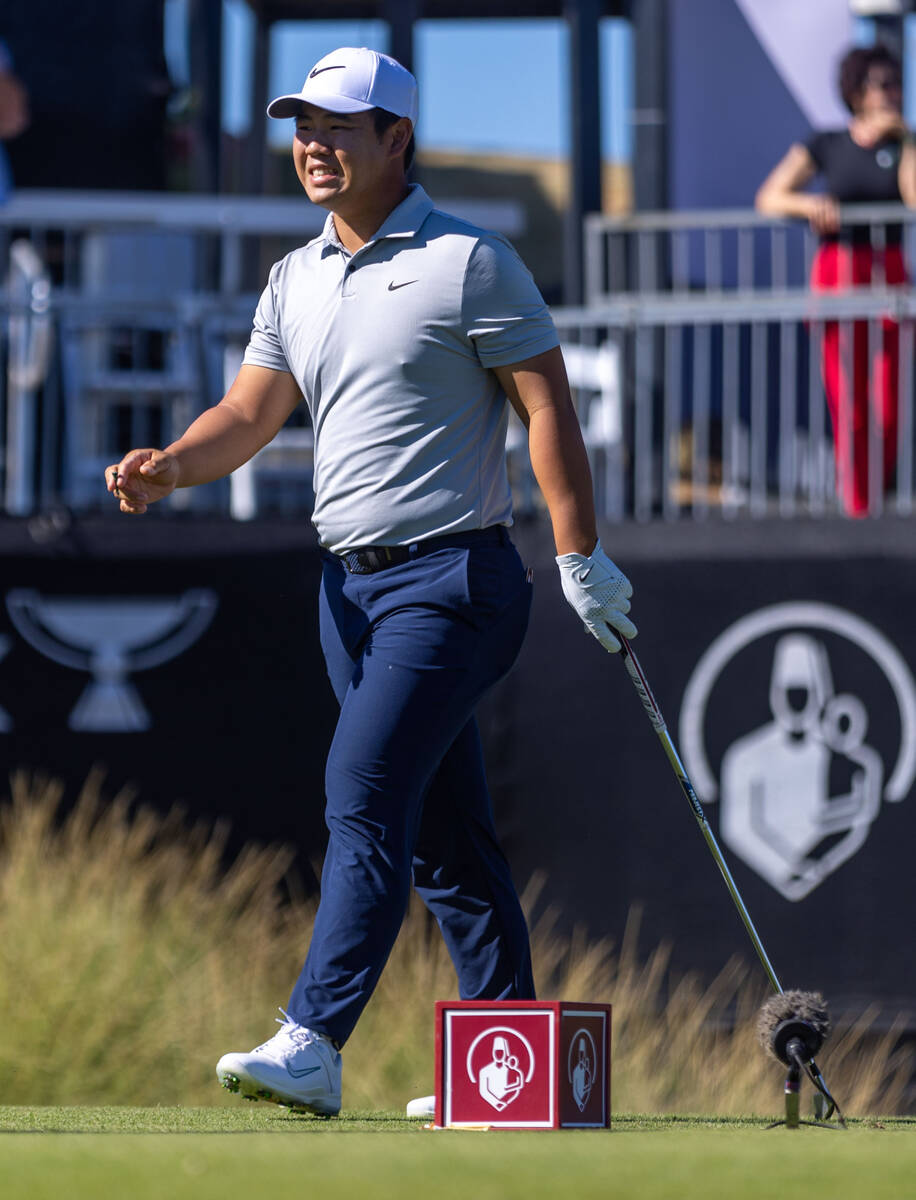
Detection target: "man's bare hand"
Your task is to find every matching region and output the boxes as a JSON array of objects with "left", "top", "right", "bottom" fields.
[{"left": 106, "top": 449, "right": 180, "bottom": 515}]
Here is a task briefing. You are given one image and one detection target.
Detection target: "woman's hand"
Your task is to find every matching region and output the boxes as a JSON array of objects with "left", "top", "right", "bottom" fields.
[
  {"left": 851, "top": 110, "right": 908, "bottom": 147},
  {"left": 805, "top": 194, "right": 841, "bottom": 236}
]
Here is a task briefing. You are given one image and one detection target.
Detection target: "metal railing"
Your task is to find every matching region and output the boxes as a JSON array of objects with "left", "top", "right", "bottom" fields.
[
  {"left": 577, "top": 204, "right": 916, "bottom": 521},
  {"left": 555, "top": 288, "right": 915, "bottom": 522},
  {"left": 584, "top": 202, "right": 916, "bottom": 299},
  {"left": 1, "top": 193, "right": 914, "bottom": 522},
  {"left": 0, "top": 189, "right": 525, "bottom": 296}
]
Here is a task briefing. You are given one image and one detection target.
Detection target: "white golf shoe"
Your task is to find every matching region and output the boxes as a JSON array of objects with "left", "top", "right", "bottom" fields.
[
  {"left": 216, "top": 1009, "right": 341, "bottom": 1115},
  {"left": 406, "top": 1094, "right": 436, "bottom": 1118}
]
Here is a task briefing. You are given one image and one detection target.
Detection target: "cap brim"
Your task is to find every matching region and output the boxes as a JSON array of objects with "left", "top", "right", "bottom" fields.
[{"left": 266, "top": 91, "right": 375, "bottom": 119}]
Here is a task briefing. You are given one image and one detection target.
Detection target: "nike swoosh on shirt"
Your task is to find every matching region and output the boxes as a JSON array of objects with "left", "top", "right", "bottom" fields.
[
  {"left": 388, "top": 280, "right": 418, "bottom": 291},
  {"left": 287, "top": 1064, "right": 323, "bottom": 1079},
  {"left": 309, "top": 65, "right": 346, "bottom": 78}
]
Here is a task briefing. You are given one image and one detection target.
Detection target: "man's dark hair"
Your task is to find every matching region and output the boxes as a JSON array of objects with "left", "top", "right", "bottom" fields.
[
  {"left": 838, "top": 44, "right": 901, "bottom": 115},
  {"left": 373, "top": 107, "right": 415, "bottom": 171}
]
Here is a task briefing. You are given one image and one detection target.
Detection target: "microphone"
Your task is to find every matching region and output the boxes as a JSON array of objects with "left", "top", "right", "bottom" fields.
[{"left": 756, "top": 990, "right": 844, "bottom": 1129}]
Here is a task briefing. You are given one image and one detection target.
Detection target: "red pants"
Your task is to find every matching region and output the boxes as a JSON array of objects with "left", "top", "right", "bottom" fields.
[{"left": 810, "top": 242, "right": 907, "bottom": 517}]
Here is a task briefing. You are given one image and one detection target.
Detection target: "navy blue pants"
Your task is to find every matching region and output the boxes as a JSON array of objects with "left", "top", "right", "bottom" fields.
[{"left": 287, "top": 528, "right": 536, "bottom": 1046}]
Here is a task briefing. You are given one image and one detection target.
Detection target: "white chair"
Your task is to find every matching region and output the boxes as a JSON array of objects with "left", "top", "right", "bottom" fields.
[
  {"left": 4, "top": 239, "right": 52, "bottom": 515},
  {"left": 561, "top": 340, "right": 625, "bottom": 520},
  {"left": 60, "top": 231, "right": 203, "bottom": 511}
]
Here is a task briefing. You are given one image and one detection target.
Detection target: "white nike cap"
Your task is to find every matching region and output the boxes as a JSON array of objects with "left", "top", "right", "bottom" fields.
[{"left": 266, "top": 47, "right": 418, "bottom": 125}]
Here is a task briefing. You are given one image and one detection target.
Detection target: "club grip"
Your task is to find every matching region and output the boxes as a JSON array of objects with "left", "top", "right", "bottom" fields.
[{"left": 620, "top": 637, "right": 667, "bottom": 733}]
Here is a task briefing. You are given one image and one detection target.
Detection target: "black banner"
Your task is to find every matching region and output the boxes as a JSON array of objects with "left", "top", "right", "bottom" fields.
[
  {"left": 504, "top": 517, "right": 916, "bottom": 1020},
  {"left": 0, "top": 516, "right": 336, "bottom": 881},
  {"left": 1, "top": 513, "right": 914, "bottom": 1019}
]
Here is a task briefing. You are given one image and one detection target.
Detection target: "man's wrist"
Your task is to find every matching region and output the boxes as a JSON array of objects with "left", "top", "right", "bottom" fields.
[
  {"left": 554, "top": 535, "right": 598, "bottom": 557},
  {"left": 160, "top": 446, "right": 184, "bottom": 489}
]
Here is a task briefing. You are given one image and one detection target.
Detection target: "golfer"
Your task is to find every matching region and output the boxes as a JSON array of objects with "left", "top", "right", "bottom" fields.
[{"left": 107, "top": 47, "right": 636, "bottom": 1116}]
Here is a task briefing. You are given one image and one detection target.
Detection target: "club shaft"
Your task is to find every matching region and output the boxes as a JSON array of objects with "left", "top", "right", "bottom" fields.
[
  {"left": 619, "top": 637, "right": 783, "bottom": 993},
  {"left": 618, "top": 637, "right": 843, "bottom": 1119}
]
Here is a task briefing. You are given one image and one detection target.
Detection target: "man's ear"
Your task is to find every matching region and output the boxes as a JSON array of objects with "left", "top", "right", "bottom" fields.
[{"left": 387, "top": 117, "right": 413, "bottom": 159}]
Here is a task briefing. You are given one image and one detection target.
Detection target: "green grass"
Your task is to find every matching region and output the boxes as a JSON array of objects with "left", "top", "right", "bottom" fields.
[{"left": 2, "top": 1108, "right": 915, "bottom": 1200}]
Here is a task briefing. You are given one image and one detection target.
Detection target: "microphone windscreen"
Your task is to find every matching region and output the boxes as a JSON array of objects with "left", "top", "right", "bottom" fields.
[{"left": 756, "top": 990, "right": 831, "bottom": 1058}]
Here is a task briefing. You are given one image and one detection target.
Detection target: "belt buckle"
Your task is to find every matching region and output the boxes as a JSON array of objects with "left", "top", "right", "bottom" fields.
[
  {"left": 341, "top": 545, "right": 403, "bottom": 574},
  {"left": 367, "top": 546, "right": 397, "bottom": 572},
  {"left": 341, "top": 550, "right": 366, "bottom": 574}
]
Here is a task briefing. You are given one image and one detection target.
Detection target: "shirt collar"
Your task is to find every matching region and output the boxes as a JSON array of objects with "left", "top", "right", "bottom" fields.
[
  {"left": 371, "top": 184, "right": 435, "bottom": 240},
  {"left": 316, "top": 184, "right": 434, "bottom": 254}
]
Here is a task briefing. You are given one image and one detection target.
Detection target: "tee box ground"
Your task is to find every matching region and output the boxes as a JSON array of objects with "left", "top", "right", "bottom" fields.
[{"left": 434, "top": 1000, "right": 611, "bottom": 1129}]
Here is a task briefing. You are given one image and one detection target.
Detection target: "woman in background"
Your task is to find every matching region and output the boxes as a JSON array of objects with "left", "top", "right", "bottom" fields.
[
  {"left": 757, "top": 44, "right": 916, "bottom": 517},
  {"left": 0, "top": 41, "right": 28, "bottom": 205}
]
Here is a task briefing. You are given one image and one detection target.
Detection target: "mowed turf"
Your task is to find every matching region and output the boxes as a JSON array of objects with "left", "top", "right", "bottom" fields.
[{"left": 2, "top": 1109, "right": 915, "bottom": 1200}]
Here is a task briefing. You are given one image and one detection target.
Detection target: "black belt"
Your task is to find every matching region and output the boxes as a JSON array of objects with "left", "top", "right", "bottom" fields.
[{"left": 336, "top": 526, "right": 506, "bottom": 575}]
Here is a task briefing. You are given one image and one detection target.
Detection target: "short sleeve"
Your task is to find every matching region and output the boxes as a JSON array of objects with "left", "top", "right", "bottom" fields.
[
  {"left": 243, "top": 265, "right": 291, "bottom": 373},
  {"left": 462, "top": 236, "right": 560, "bottom": 368},
  {"left": 805, "top": 131, "right": 828, "bottom": 172}
]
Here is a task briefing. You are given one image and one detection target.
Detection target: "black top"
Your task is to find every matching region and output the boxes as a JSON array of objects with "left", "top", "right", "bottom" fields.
[{"left": 806, "top": 129, "right": 904, "bottom": 244}]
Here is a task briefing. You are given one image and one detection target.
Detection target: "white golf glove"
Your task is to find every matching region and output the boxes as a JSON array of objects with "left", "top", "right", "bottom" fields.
[{"left": 556, "top": 540, "right": 637, "bottom": 653}]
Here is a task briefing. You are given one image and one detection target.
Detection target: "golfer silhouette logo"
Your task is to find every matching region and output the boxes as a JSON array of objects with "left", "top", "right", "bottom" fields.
[
  {"left": 568, "top": 1028, "right": 596, "bottom": 1112},
  {"left": 719, "top": 634, "right": 883, "bottom": 900},
  {"left": 680, "top": 603, "right": 916, "bottom": 901},
  {"left": 477, "top": 1036, "right": 524, "bottom": 1110},
  {"left": 465, "top": 1027, "right": 535, "bottom": 1112}
]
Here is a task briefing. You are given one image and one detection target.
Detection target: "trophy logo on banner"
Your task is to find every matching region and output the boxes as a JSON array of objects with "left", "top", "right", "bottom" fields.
[
  {"left": 0, "top": 634, "right": 11, "bottom": 732},
  {"left": 5, "top": 589, "right": 219, "bottom": 732}
]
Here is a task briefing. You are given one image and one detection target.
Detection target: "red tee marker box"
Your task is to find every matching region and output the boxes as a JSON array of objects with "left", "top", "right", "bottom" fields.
[{"left": 434, "top": 1000, "right": 611, "bottom": 1129}]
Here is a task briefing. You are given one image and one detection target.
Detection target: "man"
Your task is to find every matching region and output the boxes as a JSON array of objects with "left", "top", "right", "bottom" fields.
[{"left": 107, "top": 47, "right": 636, "bottom": 1117}]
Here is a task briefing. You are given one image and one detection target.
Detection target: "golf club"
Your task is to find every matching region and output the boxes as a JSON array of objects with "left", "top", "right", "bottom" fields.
[{"left": 617, "top": 635, "right": 845, "bottom": 1124}]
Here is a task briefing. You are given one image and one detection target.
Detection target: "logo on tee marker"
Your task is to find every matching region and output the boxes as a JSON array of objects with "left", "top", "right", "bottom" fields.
[{"left": 388, "top": 280, "right": 418, "bottom": 291}]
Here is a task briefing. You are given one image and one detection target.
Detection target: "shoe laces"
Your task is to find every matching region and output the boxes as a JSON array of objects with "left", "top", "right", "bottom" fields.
[{"left": 254, "top": 1008, "right": 320, "bottom": 1055}]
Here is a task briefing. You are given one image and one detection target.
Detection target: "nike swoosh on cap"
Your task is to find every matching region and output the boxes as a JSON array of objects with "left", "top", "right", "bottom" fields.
[
  {"left": 388, "top": 280, "right": 418, "bottom": 291},
  {"left": 287, "top": 1064, "right": 323, "bottom": 1079},
  {"left": 309, "top": 64, "right": 346, "bottom": 78}
]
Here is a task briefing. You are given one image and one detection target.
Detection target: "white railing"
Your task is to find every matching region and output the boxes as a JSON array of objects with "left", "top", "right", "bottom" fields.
[
  {"left": 555, "top": 288, "right": 916, "bottom": 521},
  {"left": 584, "top": 202, "right": 916, "bottom": 300},
  {"left": 3, "top": 240, "right": 52, "bottom": 515},
  {"left": 1, "top": 193, "right": 914, "bottom": 522},
  {"left": 0, "top": 189, "right": 525, "bottom": 295},
  {"left": 577, "top": 204, "right": 916, "bottom": 521}
]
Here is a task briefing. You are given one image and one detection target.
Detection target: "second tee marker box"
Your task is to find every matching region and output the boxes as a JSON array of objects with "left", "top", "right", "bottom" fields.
[{"left": 434, "top": 1000, "right": 611, "bottom": 1129}]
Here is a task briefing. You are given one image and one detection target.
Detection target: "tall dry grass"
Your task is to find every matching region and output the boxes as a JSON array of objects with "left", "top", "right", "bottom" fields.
[{"left": 0, "top": 772, "right": 912, "bottom": 1115}]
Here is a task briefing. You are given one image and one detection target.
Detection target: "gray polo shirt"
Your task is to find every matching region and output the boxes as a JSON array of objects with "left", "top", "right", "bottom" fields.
[{"left": 243, "top": 184, "right": 559, "bottom": 552}]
